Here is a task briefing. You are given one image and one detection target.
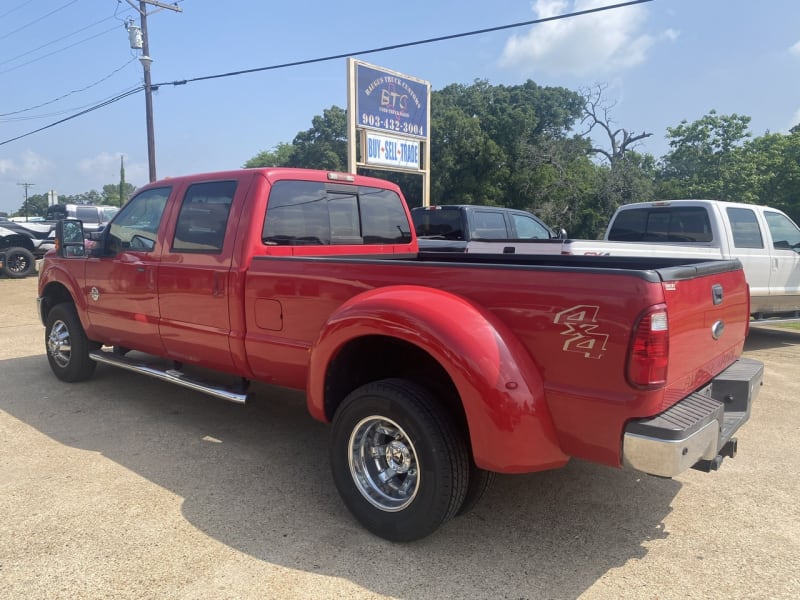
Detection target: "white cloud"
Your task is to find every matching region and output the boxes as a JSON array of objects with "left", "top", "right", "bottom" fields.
[
  {"left": 77, "top": 152, "right": 147, "bottom": 190},
  {"left": 499, "top": 0, "right": 677, "bottom": 77},
  {"left": 0, "top": 151, "right": 53, "bottom": 213},
  {"left": 790, "top": 40, "right": 800, "bottom": 57},
  {"left": 0, "top": 150, "right": 53, "bottom": 180},
  {"left": 78, "top": 152, "right": 123, "bottom": 179},
  {"left": 662, "top": 28, "right": 680, "bottom": 42}
]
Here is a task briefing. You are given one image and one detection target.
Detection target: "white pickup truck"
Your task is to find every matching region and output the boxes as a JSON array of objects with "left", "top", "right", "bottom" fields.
[
  {"left": 463, "top": 199, "right": 800, "bottom": 320},
  {"left": 559, "top": 200, "right": 800, "bottom": 320}
]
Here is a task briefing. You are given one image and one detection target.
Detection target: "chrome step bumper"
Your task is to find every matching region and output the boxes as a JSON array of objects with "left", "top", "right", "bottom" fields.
[{"left": 622, "top": 358, "right": 763, "bottom": 477}]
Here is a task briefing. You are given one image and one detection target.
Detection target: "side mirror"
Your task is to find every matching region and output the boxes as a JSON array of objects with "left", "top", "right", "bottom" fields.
[
  {"left": 555, "top": 228, "right": 568, "bottom": 240},
  {"left": 55, "top": 219, "right": 86, "bottom": 258}
]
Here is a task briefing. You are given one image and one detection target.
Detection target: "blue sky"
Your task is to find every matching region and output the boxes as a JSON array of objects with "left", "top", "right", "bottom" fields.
[{"left": 1, "top": 0, "right": 799, "bottom": 215}]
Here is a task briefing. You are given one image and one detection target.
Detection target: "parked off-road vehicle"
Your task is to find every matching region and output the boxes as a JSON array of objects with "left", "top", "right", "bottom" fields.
[{"left": 0, "top": 221, "right": 37, "bottom": 278}]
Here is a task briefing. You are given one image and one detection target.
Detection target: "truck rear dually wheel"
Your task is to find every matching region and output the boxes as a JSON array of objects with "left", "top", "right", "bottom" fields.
[
  {"left": 330, "top": 378, "right": 469, "bottom": 542},
  {"left": 45, "top": 303, "right": 97, "bottom": 382}
]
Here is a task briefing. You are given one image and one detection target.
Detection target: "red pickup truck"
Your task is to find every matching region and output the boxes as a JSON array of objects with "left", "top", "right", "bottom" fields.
[{"left": 38, "top": 168, "right": 763, "bottom": 541}]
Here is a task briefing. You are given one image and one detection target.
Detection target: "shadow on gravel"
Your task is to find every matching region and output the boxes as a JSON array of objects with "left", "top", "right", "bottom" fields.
[
  {"left": 1, "top": 354, "right": 679, "bottom": 600},
  {"left": 745, "top": 326, "right": 800, "bottom": 351}
]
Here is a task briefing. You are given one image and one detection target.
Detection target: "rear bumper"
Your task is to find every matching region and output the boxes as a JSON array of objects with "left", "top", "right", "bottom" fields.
[{"left": 622, "top": 358, "right": 763, "bottom": 477}]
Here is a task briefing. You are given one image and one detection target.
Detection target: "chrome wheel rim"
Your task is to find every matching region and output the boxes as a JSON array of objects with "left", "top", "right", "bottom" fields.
[
  {"left": 348, "top": 416, "right": 420, "bottom": 512},
  {"left": 47, "top": 320, "right": 72, "bottom": 368}
]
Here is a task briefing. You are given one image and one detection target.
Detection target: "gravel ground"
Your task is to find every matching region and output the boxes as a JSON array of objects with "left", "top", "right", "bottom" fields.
[{"left": 1, "top": 276, "right": 798, "bottom": 600}]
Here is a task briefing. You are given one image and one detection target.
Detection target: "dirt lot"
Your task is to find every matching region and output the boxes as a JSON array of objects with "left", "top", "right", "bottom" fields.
[{"left": 1, "top": 276, "right": 798, "bottom": 600}]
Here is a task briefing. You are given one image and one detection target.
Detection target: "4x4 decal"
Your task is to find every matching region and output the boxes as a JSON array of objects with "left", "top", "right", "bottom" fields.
[{"left": 554, "top": 305, "right": 609, "bottom": 359}]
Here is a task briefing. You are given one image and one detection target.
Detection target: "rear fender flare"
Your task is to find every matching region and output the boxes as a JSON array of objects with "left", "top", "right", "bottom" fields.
[{"left": 308, "top": 285, "right": 568, "bottom": 473}]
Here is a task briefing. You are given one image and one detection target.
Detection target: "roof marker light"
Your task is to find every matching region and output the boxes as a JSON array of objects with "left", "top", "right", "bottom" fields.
[{"left": 327, "top": 173, "right": 355, "bottom": 182}]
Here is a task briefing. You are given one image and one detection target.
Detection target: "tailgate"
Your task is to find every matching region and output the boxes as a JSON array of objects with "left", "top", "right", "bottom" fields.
[{"left": 657, "top": 260, "right": 750, "bottom": 410}]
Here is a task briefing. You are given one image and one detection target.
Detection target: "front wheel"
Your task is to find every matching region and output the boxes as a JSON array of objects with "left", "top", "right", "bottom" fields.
[
  {"left": 1, "top": 246, "right": 35, "bottom": 278},
  {"left": 330, "top": 378, "right": 469, "bottom": 542},
  {"left": 45, "top": 303, "right": 97, "bottom": 382}
]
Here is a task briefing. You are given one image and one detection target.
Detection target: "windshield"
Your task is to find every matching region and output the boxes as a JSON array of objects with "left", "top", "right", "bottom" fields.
[{"left": 102, "top": 207, "right": 120, "bottom": 223}]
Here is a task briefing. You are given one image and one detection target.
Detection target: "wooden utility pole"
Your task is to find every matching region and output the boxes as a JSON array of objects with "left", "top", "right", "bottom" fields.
[{"left": 126, "top": 0, "right": 182, "bottom": 182}]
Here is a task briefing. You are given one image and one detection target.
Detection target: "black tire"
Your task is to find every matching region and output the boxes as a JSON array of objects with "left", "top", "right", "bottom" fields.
[
  {"left": 457, "top": 466, "right": 496, "bottom": 516},
  {"left": 45, "top": 303, "right": 97, "bottom": 382},
  {"left": 1, "top": 246, "right": 35, "bottom": 278},
  {"left": 330, "top": 378, "right": 469, "bottom": 542}
]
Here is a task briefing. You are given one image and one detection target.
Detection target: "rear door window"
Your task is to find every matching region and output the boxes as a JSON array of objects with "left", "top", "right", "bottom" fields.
[
  {"left": 470, "top": 210, "right": 508, "bottom": 240},
  {"left": 727, "top": 207, "right": 764, "bottom": 249}
]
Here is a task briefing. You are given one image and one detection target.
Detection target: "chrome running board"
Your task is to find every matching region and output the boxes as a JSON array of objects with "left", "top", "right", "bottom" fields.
[{"left": 89, "top": 350, "right": 250, "bottom": 404}]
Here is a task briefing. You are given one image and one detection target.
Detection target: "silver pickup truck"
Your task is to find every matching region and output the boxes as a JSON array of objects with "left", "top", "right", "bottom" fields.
[{"left": 411, "top": 204, "right": 565, "bottom": 253}]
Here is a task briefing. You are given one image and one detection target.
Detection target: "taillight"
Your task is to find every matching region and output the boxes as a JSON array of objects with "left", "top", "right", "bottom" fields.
[{"left": 627, "top": 305, "right": 669, "bottom": 388}]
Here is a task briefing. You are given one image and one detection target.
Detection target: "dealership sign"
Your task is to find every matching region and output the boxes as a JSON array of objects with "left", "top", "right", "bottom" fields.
[
  {"left": 356, "top": 63, "right": 429, "bottom": 139},
  {"left": 364, "top": 132, "right": 420, "bottom": 170}
]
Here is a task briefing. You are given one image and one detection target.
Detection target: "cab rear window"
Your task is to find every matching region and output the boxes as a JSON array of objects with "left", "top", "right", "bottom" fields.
[
  {"left": 609, "top": 207, "right": 713, "bottom": 243},
  {"left": 411, "top": 208, "right": 464, "bottom": 240},
  {"left": 262, "top": 180, "right": 412, "bottom": 246}
]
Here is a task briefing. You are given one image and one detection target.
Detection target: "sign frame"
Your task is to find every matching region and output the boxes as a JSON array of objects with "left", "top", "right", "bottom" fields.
[{"left": 347, "top": 58, "right": 431, "bottom": 205}]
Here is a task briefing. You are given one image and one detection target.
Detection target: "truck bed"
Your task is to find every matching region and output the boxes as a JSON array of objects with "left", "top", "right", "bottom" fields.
[{"left": 244, "top": 252, "right": 749, "bottom": 466}]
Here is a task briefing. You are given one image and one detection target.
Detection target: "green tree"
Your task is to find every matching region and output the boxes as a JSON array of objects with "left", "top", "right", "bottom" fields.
[
  {"left": 12, "top": 193, "right": 49, "bottom": 218},
  {"left": 430, "top": 79, "right": 585, "bottom": 209},
  {"left": 429, "top": 92, "right": 507, "bottom": 205},
  {"left": 512, "top": 134, "right": 596, "bottom": 235},
  {"left": 746, "top": 130, "right": 800, "bottom": 222},
  {"left": 582, "top": 152, "right": 657, "bottom": 237},
  {"left": 657, "top": 110, "right": 755, "bottom": 201},
  {"left": 288, "top": 106, "right": 348, "bottom": 170},
  {"left": 61, "top": 190, "right": 102, "bottom": 205},
  {"left": 102, "top": 183, "right": 136, "bottom": 206},
  {"left": 243, "top": 142, "right": 296, "bottom": 168}
]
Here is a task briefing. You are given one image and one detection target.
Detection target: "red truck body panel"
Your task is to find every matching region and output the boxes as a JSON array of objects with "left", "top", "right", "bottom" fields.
[
  {"left": 242, "top": 254, "right": 747, "bottom": 469},
  {"left": 38, "top": 168, "right": 753, "bottom": 474}
]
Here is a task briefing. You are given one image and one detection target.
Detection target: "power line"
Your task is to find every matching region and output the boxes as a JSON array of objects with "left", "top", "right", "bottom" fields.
[
  {"left": 0, "top": 0, "right": 655, "bottom": 147},
  {"left": 0, "top": 87, "right": 144, "bottom": 146},
  {"left": 0, "top": 24, "right": 122, "bottom": 74},
  {"left": 0, "top": 12, "right": 132, "bottom": 68},
  {"left": 157, "top": 0, "right": 654, "bottom": 87},
  {"left": 0, "top": 0, "right": 35, "bottom": 20},
  {"left": 0, "top": 58, "right": 139, "bottom": 118},
  {"left": 0, "top": 84, "right": 143, "bottom": 122},
  {"left": 0, "top": 0, "right": 79, "bottom": 41}
]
